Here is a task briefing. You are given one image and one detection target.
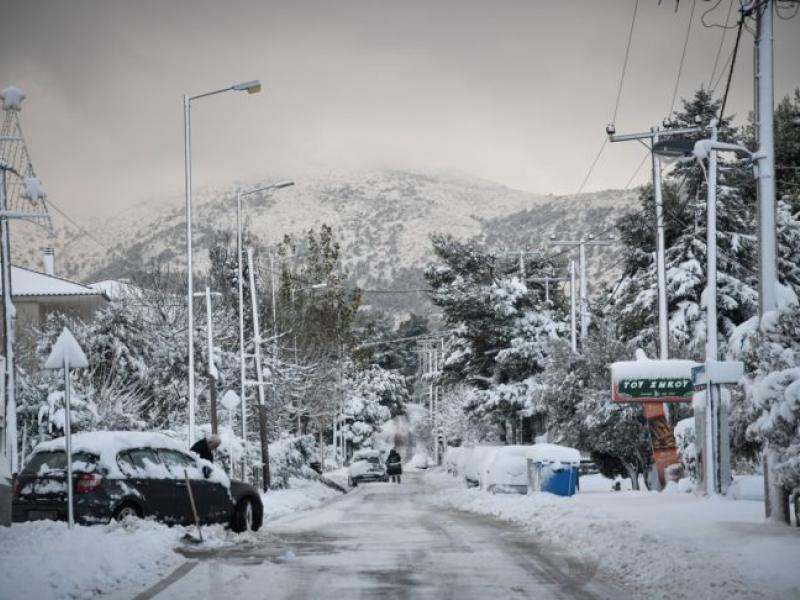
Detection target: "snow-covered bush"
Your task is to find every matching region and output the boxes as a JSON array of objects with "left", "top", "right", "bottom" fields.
[
  {"left": 268, "top": 433, "right": 319, "bottom": 489},
  {"left": 340, "top": 364, "right": 396, "bottom": 450},
  {"left": 740, "top": 299, "right": 800, "bottom": 493},
  {"left": 674, "top": 418, "right": 697, "bottom": 481}
]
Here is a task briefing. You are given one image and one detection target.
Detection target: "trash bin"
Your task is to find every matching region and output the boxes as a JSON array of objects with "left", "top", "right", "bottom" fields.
[{"left": 526, "top": 443, "right": 581, "bottom": 497}]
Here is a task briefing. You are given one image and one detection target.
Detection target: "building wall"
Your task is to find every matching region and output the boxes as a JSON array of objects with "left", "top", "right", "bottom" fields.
[{"left": 0, "top": 295, "right": 107, "bottom": 373}]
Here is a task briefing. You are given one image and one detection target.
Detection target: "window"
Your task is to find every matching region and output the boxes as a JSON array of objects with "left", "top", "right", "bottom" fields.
[
  {"left": 117, "top": 448, "right": 169, "bottom": 478},
  {"left": 24, "top": 451, "right": 98, "bottom": 475},
  {"left": 157, "top": 449, "right": 201, "bottom": 478}
]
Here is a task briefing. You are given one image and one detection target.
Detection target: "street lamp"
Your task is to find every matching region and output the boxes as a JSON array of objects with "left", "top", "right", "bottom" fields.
[
  {"left": 183, "top": 79, "right": 261, "bottom": 447},
  {"left": 653, "top": 119, "right": 753, "bottom": 496},
  {"left": 235, "top": 181, "right": 294, "bottom": 480}
]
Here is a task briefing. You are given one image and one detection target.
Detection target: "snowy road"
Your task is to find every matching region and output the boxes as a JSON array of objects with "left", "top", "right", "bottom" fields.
[{"left": 134, "top": 472, "right": 628, "bottom": 600}]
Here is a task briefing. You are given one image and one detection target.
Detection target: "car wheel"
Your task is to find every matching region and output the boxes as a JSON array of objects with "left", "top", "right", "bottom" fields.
[
  {"left": 232, "top": 497, "right": 262, "bottom": 533},
  {"left": 113, "top": 502, "right": 142, "bottom": 522}
]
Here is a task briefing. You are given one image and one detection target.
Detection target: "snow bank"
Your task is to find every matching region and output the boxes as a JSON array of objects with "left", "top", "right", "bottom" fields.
[
  {"left": 260, "top": 477, "right": 341, "bottom": 522},
  {"left": 0, "top": 518, "right": 183, "bottom": 599},
  {"left": 429, "top": 472, "right": 800, "bottom": 600}
]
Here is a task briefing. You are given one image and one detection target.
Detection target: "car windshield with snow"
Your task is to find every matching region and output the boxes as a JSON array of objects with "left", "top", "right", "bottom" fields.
[{"left": 12, "top": 431, "right": 263, "bottom": 532}]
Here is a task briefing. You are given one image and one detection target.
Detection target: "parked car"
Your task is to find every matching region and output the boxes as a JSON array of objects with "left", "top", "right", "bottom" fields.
[
  {"left": 347, "top": 450, "right": 387, "bottom": 486},
  {"left": 479, "top": 445, "right": 529, "bottom": 494},
  {"left": 462, "top": 446, "right": 499, "bottom": 487},
  {"left": 12, "top": 431, "right": 262, "bottom": 532},
  {"left": 444, "top": 447, "right": 463, "bottom": 475}
]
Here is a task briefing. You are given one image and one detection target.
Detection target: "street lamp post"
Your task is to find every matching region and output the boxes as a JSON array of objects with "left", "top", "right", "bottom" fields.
[
  {"left": 654, "top": 120, "right": 753, "bottom": 496},
  {"left": 235, "top": 181, "right": 293, "bottom": 480},
  {"left": 184, "top": 79, "right": 261, "bottom": 448}
]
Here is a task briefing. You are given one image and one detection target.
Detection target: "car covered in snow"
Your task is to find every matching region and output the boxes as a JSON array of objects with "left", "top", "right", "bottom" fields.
[
  {"left": 478, "top": 445, "right": 529, "bottom": 494},
  {"left": 462, "top": 446, "right": 500, "bottom": 487},
  {"left": 444, "top": 446, "right": 463, "bottom": 475},
  {"left": 347, "top": 449, "right": 388, "bottom": 486},
  {"left": 12, "top": 431, "right": 262, "bottom": 532}
]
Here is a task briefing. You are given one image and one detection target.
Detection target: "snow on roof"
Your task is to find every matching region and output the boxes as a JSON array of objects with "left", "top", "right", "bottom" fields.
[
  {"left": 88, "top": 279, "right": 142, "bottom": 301},
  {"left": 33, "top": 431, "right": 186, "bottom": 479},
  {"left": 526, "top": 443, "right": 581, "bottom": 465},
  {"left": 2, "top": 265, "right": 108, "bottom": 299},
  {"left": 36, "top": 431, "right": 184, "bottom": 457}
]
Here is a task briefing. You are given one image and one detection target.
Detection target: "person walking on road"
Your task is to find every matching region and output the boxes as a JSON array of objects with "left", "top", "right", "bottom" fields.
[
  {"left": 190, "top": 434, "right": 221, "bottom": 462},
  {"left": 386, "top": 448, "right": 402, "bottom": 483}
]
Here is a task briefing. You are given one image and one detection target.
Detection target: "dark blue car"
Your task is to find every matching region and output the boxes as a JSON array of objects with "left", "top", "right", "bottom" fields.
[{"left": 13, "top": 431, "right": 262, "bottom": 532}]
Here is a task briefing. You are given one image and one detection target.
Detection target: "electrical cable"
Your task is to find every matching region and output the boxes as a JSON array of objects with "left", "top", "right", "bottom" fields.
[
  {"left": 707, "top": 0, "right": 736, "bottom": 87},
  {"left": 575, "top": 137, "right": 608, "bottom": 196},
  {"left": 668, "top": 0, "right": 698, "bottom": 118},
  {"left": 612, "top": 0, "right": 640, "bottom": 125},
  {"left": 718, "top": 14, "right": 745, "bottom": 122}
]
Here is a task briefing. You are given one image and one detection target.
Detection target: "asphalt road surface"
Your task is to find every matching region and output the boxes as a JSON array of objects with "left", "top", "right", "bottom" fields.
[{"left": 135, "top": 473, "right": 629, "bottom": 600}]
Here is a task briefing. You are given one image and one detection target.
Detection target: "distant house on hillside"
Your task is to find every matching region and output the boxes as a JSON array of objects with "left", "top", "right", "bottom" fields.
[{"left": 0, "top": 258, "right": 109, "bottom": 372}]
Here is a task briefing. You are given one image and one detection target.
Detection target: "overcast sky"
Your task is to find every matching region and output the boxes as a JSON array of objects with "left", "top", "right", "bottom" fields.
[{"left": 1, "top": 0, "right": 798, "bottom": 220}]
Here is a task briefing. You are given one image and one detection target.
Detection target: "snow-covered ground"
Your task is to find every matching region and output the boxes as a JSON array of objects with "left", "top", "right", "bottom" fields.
[
  {"left": 0, "top": 478, "right": 342, "bottom": 600},
  {"left": 429, "top": 471, "right": 800, "bottom": 600}
]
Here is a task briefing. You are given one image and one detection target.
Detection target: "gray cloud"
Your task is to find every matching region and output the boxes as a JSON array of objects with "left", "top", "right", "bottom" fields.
[{"left": 1, "top": 0, "right": 798, "bottom": 220}]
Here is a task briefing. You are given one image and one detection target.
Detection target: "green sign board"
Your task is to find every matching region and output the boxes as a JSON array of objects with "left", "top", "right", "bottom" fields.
[
  {"left": 611, "top": 359, "right": 699, "bottom": 403},
  {"left": 612, "top": 377, "right": 694, "bottom": 403}
]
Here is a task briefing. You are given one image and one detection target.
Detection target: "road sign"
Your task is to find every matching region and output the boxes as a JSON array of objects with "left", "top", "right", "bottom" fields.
[
  {"left": 43, "top": 327, "right": 87, "bottom": 529},
  {"left": 611, "top": 359, "right": 699, "bottom": 403},
  {"left": 221, "top": 390, "right": 240, "bottom": 412}
]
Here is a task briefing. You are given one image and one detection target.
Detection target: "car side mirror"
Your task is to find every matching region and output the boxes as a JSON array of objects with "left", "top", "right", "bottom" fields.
[{"left": 202, "top": 465, "right": 212, "bottom": 479}]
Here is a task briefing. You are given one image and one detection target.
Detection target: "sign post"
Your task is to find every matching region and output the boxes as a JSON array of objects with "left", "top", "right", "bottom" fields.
[
  {"left": 44, "top": 328, "right": 88, "bottom": 529},
  {"left": 611, "top": 358, "right": 699, "bottom": 487}
]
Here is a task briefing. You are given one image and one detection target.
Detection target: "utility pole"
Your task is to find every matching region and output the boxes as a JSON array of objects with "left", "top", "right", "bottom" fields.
[
  {"left": 570, "top": 260, "right": 577, "bottom": 353},
  {"left": 529, "top": 274, "right": 569, "bottom": 304},
  {"left": 749, "top": 0, "right": 786, "bottom": 523},
  {"left": 550, "top": 237, "right": 614, "bottom": 345},
  {"left": 246, "top": 248, "right": 270, "bottom": 491},
  {"left": 703, "top": 120, "right": 728, "bottom": 497},
  {"left": 193, "top": 288, "right": 222, "bottom": 434}
]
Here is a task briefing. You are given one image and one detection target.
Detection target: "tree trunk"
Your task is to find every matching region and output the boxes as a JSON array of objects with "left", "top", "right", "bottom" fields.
[{"left": 623, "top": 462, "right": 640, "bottom": 490}]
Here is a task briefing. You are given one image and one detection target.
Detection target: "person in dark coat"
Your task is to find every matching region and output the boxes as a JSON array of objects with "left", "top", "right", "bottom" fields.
[
  {"left": 386, "top": 448, "right": 402, "bottom": 483},
  {"left": 190, "top": 434, "right": 221, "bottom": 462}
]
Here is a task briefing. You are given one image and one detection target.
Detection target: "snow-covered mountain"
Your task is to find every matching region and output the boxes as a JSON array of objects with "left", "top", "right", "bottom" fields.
[{"left": 11, "top": 169, "right": 638, "bottom": 315}]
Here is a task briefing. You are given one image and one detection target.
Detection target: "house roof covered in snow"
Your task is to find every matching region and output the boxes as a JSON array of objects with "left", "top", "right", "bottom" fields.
[
  {"left": 87, "top": 279, "right": 142, "bottom": 301},
  {"left": 1, "top": 266, "right": 109, "bottom": 299}
]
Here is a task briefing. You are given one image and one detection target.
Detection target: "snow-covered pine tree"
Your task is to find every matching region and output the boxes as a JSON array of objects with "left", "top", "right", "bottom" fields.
[{"left": 426, "top": 234, "right": 566, "bottom": 441}]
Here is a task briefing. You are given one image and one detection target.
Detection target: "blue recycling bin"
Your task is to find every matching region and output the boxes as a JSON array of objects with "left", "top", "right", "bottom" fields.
[{"left": 540, "top": 464, "right": 579, "bottom": 497}]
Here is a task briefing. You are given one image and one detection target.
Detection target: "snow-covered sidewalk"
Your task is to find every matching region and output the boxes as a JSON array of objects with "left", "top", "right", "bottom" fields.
[
  {"left": 0, "top": 478, "right": 343, "bottom": 600},
  {"left": 429, "top": 471, "right": 800, "bottom": 600}
]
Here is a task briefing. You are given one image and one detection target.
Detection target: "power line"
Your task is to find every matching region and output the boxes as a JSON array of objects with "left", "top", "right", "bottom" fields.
[
  {"left": 668, "top": 0, "right": 698, "bottom": 118},
  {"left": 611, "top": 0, "right": 640, "bottom": 125},
  {"left": 575, "top": 137, "right": 608, "bottom": 196},
  {"left": 718, "top": 13, "right": 745, "bottom": 122},
  {"left": 707, "top": 0, "right": 736, "bottom": 87}
]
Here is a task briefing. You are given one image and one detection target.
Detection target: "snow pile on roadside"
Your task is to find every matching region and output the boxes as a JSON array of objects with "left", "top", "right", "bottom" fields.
[
  {"left": 0, "top": 518, "right": 183, "bottom": 600},
  {"left": 430, "top": 472, "right": 800, "bottom": 600},
  {"left": 261, "top": 477, "right": 341, "bottom": 522}
]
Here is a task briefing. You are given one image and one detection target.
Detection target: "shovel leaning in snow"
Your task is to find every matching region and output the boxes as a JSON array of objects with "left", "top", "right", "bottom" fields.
[{"left": 180, "top": 469, "right": 204, "bottom": 545}]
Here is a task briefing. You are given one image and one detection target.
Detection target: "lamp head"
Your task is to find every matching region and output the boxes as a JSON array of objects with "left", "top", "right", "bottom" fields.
[
  {"left": 233, "top": 80, "right": 262, "bottom": 94},
  {"left": 653, "top": 138, "right": 696, "bottom": 164}
]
